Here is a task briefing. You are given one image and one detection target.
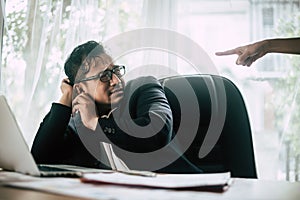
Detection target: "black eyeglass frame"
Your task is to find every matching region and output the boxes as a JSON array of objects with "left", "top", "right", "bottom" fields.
[{"left": 75, "top": 65, "right": 126, "bottom": 84}]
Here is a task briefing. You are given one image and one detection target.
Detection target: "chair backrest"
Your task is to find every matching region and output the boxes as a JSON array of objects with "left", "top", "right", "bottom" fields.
[{"left": 159, "top": 74, "right": 257, "bottom": 178}]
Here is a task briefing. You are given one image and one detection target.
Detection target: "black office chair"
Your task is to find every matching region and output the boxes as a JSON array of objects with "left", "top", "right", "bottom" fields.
[{"left": 159, "top": 74, "right": 257, "bottom": 178}]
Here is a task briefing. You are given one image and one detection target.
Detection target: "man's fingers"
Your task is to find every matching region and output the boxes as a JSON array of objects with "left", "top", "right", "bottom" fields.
[
  {"left": 63, "top": 78, "right": 73, "bottom": 86},
  {"left": 72, "top": 92, "right": 94, "bottom": 112},
  {"left": 74, "top": 85, "right": 83, "bottom": 94},
  {"left": 72, "top": 104, "right": 80, "bottom": 116}
]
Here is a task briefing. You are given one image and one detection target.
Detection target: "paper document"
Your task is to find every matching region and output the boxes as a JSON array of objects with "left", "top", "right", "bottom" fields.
[
  {"left": 102, "top": 142, "right": 130, "bottom": 171},
  {"left": 81, "top": 171, "right": 231, "bottom": 190},
  {"left": 4, "top": 176, "right": 229, "bottom": 200}
]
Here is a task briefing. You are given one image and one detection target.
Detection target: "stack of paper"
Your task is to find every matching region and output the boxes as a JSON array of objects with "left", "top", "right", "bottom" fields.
[{"left": 81, "top": 171, "right": 231, "bottom": 192}]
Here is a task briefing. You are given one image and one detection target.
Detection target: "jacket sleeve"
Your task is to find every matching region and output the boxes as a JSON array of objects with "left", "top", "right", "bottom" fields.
[
  {"left": 105, "top": 76, "right": 173, "bottom": 152},
  {"left": 31, "top": 103, "right": 72, "bottom": 163},
  {"left": 75, "top": 76, "right": 173, "bottom": 153}
]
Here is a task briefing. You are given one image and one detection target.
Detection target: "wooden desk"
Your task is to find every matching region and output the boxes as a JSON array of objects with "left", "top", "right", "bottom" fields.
[
  {"left": 1, "top": 178, "right": 300, "bottom": 200},
  {"left": 0, "top": 186, "right": 84, "bottom": 200}
]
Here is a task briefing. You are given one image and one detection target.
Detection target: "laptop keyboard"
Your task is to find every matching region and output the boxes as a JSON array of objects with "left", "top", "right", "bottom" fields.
[
  {"left": 38, "top": 165, "right": 72, "bottom": 172},
  {"left": 38, "top": 165, "right": 83, "bottom": 177}
]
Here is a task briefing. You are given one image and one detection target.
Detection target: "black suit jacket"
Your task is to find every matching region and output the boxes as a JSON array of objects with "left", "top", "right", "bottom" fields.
[{"left": 31, "top": 76, "right": 201, "bottom": 173}]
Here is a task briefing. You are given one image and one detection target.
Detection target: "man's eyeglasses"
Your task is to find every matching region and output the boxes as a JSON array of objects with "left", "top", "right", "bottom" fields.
[{"left": 75, "top": 65, "right": 125, "bottom": 83}]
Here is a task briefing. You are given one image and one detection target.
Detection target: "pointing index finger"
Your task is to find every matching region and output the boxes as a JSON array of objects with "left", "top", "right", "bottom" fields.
[{"left": 215, "top": 48, "right": 238, "bottom": 56}]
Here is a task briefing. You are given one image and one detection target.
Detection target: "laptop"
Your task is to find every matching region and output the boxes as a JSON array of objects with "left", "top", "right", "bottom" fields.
[{"left": 0, "top": 95, "right": 105, "bottom": 177}]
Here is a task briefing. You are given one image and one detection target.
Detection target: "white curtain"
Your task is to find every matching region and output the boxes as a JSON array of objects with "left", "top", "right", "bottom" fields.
[
  {"left": 0, "top": 0, "right": 5, "bottom": 90},
  {"left": 1, "top": 0, "right": 178, "bottom": 146},
  {"left": 139, "top": 0, "right": 178, "bottom": 78}
]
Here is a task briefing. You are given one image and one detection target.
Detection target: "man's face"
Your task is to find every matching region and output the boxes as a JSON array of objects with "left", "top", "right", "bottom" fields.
[{"left": 74, "top": 54, "right": 125, "bottom": 106}]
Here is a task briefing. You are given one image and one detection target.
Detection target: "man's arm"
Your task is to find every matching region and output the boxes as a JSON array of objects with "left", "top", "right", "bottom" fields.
[
  {"left": 31, "top": 103, "right": 72, "bottom": 163},
  {"left": 105, "top": 76, "right": 173, "bottom": 152},
  {"left": 31, "top": 79, "right": 74, "bottom": 163},
  {"left": 75, "top": 76, "right": 173, "bottom": 153}
]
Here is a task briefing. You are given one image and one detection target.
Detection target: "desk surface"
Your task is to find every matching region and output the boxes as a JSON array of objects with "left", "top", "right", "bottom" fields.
[
  {"left": 1, "top": 178, "right": 300, "bottom": 200},
  {"left": 0, "top": 186, "right": 83, "bottom": 200}
]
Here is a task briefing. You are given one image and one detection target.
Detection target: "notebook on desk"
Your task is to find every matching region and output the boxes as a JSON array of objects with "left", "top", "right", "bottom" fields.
[{"left": 0, "top": 95, "right": 104, "bottom": 177}]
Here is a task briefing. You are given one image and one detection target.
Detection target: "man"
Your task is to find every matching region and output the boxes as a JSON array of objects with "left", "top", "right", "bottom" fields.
[{"left": 31, "top": 40, "right": 201, "bottom": 173}]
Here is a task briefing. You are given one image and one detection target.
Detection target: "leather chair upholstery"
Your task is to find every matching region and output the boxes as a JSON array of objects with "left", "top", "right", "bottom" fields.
[{"left": 159, "top": 74, "right": 257, "bottom": 178}]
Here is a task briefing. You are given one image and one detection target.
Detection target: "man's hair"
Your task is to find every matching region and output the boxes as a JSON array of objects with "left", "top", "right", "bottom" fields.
[{"left": 64, "top": 40, "right": 106, "bottom": 85}]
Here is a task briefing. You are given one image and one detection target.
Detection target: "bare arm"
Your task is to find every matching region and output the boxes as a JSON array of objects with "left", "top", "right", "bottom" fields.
[
  {"left": 216, "top": 37, "right": 300, "bottom": 67},
  {"left": 267, "top": 38, "right": 300, "bottom": 54}
]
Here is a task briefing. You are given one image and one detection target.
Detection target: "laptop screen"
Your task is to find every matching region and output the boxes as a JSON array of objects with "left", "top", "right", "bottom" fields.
[{"left": 0, "top": 95, "right": 40, "bottom": 176}]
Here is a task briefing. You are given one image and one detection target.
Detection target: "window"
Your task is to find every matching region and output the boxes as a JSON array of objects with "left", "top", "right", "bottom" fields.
[{"left": 263, "top": 7, "right": 274, "bottom": 27}]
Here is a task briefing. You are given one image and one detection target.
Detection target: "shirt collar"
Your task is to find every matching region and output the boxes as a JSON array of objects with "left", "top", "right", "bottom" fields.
[{"left": 100, "top": 107, "right": 118, "bottom": 119}]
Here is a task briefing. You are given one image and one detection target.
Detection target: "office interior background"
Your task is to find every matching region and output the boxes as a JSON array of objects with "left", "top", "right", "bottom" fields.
[{"left": 0, "top": 0, "right": 300, "bottom": 181}]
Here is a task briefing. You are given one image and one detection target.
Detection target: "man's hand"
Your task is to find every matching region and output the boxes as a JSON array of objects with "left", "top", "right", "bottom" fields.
[
  {"left": 59, "top": 78, "right": 73, "bottom": 107},
  {"left": 72, "top": 87, "right": 99, "bottom": 131}
]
